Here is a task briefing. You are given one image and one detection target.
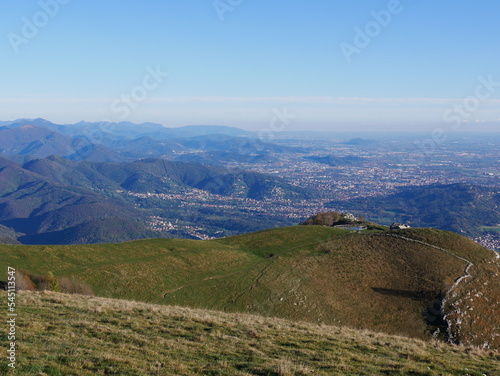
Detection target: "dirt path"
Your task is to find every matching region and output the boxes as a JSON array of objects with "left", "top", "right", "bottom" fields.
[
  {"left": 162, "top": 270, "right": 247, "bottom": 297},
  {"left": 375, "top": 233, "right": 475, "bottom": 342}
]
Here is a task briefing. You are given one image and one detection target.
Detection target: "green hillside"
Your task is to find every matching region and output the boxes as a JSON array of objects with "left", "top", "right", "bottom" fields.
[
  {"left": 2, "top": 291, "right": 499, "bottom": 375},
  {"left": 23, "top": 157, "right": 310, "bottom": 200},
  {"left": 1, "top": 226, "right": 499, "bottom": 348}
]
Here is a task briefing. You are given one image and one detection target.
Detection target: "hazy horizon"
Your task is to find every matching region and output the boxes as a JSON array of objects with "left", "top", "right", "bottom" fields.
[{"left": 2, "top": 117, "right": 500, "bottom": 136}]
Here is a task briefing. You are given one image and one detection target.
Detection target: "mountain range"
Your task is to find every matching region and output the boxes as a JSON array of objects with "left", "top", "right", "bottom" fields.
[
  {"left": 1, "top": 118, "right": 497, "bottom": 247},
  {"left": 0, "top": 118, "right": 301, "bottom": 164},
  {"left": 0, "top": 155, "right": 310, "bottom": 244}
]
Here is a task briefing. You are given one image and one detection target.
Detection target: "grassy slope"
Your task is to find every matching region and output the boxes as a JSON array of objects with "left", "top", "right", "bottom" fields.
[
  {"left": 0, "top": 226, "right": 498, "bottom": 344},
  {"left": 2, "top": 291, "right": 499, "bottom": 376}
]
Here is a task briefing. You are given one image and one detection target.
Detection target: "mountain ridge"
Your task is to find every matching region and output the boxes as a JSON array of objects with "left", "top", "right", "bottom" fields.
[{"left": 0, "top": 118, "right": 307, "bottom": 164}]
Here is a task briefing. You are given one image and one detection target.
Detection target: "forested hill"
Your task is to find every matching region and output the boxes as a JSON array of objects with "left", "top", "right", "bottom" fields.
[{"left": 328, "top": 183, "right": 500, "bottom": 237}]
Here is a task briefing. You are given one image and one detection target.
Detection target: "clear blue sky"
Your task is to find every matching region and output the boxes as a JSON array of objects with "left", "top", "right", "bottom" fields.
[{"left": 1, "top": 0, "right": 499, "bottom": 132}]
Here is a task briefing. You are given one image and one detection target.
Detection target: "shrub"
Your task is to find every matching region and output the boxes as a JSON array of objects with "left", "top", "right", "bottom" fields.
[
  {"left": 29, "top": 274, "right": 50, "bottom": 291},
  {"left": 317, "top": 244, "right": 333, "bottom": 254},
  {"left": 14, "top": 270, "right": 36, "bottom": 291},
  {"left": 10, "top": 271, "right": 94, "bottom": 296},
  {"left": 59, "top": 276, "right": 95, "bottom": 296}
]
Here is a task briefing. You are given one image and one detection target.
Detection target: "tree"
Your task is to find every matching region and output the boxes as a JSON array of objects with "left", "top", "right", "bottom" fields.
[
  {"left": 302, "top": 211, "right": 342, "bottom": 226},
  {"left": 14, "top": 270, "right": 36, "bottom": 291}
]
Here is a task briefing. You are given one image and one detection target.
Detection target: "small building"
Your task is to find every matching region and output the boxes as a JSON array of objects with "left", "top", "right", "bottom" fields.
[{"left": 390, "top": 222, "right": 411, "bottom": 230}]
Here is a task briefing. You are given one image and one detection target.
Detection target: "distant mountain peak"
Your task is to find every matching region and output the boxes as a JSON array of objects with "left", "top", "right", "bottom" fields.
[
  {"left": 32, "top": 117, "right": 51, "bottom": 123},
  {"left": 342, "top": 137, "right": 377, "bottom": 146}
]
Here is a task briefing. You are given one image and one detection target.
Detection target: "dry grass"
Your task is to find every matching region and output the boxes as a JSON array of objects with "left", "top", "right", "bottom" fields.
[{"left": 1, "top": 291, "right": 499, "bottom": 375}]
